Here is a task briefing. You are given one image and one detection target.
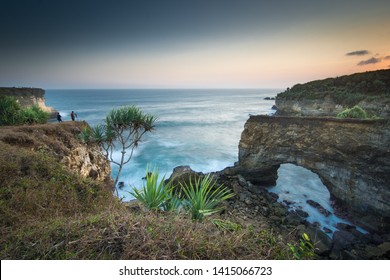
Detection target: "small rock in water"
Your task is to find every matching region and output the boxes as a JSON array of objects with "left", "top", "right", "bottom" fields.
[
  {"left": 323, "top": 227, "right": 333, "bottom": 234},
  {"left": 282, "top": 199, "right": 295, "bottom": 206},
  {"left": 118, "top": 181, "right": 125, "bottom": 189},
  {"left": 306, "top": 199, "right": 332, "bottom": 217},
  {"left": 294, "top": 209, "right": 309, "bottom": 218}
]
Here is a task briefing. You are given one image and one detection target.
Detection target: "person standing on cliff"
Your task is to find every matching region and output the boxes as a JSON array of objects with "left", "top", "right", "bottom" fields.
[
  {"left": 70, "top": 111, "right": 78, "bottom": 121},
  {"left": 56, "top": 112, "right": 62, "bottom": 122}
]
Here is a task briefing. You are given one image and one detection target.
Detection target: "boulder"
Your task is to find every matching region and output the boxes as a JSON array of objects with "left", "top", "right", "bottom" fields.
[{"left": 165, "top": 165, "right": 204, "bottom": 193}]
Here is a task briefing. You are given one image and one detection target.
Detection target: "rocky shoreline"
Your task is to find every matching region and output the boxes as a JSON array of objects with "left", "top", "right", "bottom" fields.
[{"left": 167, "top": 166, "right": 390, "bottom": 259}]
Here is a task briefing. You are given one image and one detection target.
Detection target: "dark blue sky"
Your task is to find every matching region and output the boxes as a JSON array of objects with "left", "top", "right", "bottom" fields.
[{"left": 1, "top": 0, "right": 389, "bottom": 88}]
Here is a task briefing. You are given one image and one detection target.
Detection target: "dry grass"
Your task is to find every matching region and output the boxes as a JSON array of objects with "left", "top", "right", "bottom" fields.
[{"left": 0, "top": 123, "right": 293, "bottom": 260}]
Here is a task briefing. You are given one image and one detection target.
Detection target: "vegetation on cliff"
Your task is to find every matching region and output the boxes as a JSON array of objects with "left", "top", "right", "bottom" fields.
[
  {"left": 0, "top": 95, "right": 49, "bottom": 125},
  {"left": 79, "top": 105, "right": 157, "bottom": 190},
  {"left": 277, "top": 69, "right": 390, "bottom": 107},
  {"left": 0, "top": 122, "right": 298, "bottom": 260}
]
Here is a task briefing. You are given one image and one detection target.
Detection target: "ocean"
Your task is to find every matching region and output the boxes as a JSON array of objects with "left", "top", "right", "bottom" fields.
[{"left": 45, "top": 89, "right": 360, "bottom": 234}]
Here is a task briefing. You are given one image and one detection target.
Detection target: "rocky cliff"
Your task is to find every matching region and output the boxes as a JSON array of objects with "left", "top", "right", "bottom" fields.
[
  {"left": 0, "top": 122, "right": 112, "bottom": 184},
  {"left": 0, "top": 87, "right": 56, "bottom": 116},
  {"left": 235, "top": 115, "right": 390, "bottom": 233},
  {"left": 275, "top": 69, "right": 390, "bottom": 117}
]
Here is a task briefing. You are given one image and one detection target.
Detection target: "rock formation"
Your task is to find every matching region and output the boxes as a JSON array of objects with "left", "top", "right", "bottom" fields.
[
  {"left": 275, "top": 69, "right": 390, "bottom": 117},
  {"left": 0, "top": 122, "right": 112, "bottom": 184},
  {"left": 0, "top": 87, "right": 56, "bottom": 117},
  {"left": 234, "top": 115, "right": 390, "bottom": 233}
]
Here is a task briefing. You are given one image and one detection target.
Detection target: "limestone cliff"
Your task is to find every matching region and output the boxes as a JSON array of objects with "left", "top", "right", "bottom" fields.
[
  {"left": 275, "top": 69, "right": 390, "bottom": 117},
  {"left": 235, "top": 115, "right": 390, "bottom": 233},
  {"left": 0, "top": 87, "right": 56, "bottom": 116},
  {"left": 0, "top": 122, "right": 112, "bottom": 184}
]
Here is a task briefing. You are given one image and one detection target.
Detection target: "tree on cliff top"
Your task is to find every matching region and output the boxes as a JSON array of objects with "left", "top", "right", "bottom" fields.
[{"left": 80, "top": 106, "right": 157, "bottom": 195}]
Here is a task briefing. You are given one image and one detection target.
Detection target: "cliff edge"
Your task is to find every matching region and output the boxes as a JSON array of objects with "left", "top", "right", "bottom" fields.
[
  {"left": 275, "top": 69, "right": 390, "bottom": 117},
  {"left": 0, "top": 87, "right": 56, "bottom": 117}
]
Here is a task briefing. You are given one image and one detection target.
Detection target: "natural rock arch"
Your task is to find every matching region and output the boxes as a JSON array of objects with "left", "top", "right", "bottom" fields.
[{"left": 234, "top": 115, "right": 390, "bottom": 233}]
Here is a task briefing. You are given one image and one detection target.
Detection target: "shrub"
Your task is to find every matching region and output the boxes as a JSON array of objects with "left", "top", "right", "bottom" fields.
[
  {"left": 181, "top": 174, "right": 234, "bottom": 220},
  {"left": 18, "top": 105, "right": 49, "bottom": 124},
  {"left": 337, "top": 105, "right": 368, "bottom": 119},
  {"left": 0, "top": 96, "right": 49, "bottom": 125},
  {"left": 0, "top": 95, "right": 22, "bottom": 125}
]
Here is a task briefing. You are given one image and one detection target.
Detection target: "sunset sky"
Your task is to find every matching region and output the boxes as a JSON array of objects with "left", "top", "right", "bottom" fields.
[{"left": 0, "top": 0, "right": 389, "bottom": 89}]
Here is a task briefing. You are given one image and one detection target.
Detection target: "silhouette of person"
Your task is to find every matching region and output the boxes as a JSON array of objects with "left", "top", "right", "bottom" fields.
[
  {"left": 56, "top": 112, "right": 62, "bottom": 122},
  {"left": 70, "top": 111, "right": 78, "bottom": 121}
]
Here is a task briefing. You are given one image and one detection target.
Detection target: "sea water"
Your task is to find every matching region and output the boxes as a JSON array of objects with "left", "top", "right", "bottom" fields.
[{"left": 45, "top": 89, "right": 360, "bottom": 234}]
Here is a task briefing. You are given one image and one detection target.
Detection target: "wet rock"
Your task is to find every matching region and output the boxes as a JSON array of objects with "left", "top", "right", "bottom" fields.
[
  {"left": 282, "top": 199, "right": 295, "bottom": 206},
  {"left": 118, "top": 181, "right": 125, "bottom": 189},
  {"left": 306, "top": 200, "right": 331, "bottom": 217},
  {"left": 293, "top": 209, "right": 309, "bottom": 218},
  {"left": 271, "top": 105, "right": 278, "bottom": 110},
  {"left": 323, "top": 227, "right": 333, "bottom": 234},
  {"left": 336, "top": 223, "right": 356, "bottom": 231}
]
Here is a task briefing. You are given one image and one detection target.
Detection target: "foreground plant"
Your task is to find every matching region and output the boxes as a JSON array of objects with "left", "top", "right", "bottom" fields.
[
  {"left": 130, "top": 167, "right": 181, "bottom": 211},
  {"left": 181, "top": 174, "right": 234, "bottom": 220},
  {"left": 288, "top": 233, "right": 315, "bottom": 260}
]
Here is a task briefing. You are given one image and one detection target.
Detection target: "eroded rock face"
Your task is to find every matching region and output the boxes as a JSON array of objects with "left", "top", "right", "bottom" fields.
[
  {"left": 0, "top": 122, "right": 112, "bottom": 185},
  {"left": 0, "top": 87, "right": 56, "bottom": 116},
  {"left": 275, "top": 97, "right": 390, "bottom": 117},
  {"left": 237, "top": 115, "right": 390, "bottom": 232},
  {"left": 61, "top": 145, "right": 112, "bottom": 183}
]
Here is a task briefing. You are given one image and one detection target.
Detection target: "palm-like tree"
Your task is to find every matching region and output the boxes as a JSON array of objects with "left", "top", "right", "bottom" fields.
[{"left": 86, "top": 106, "right": 157, "bottom": 194}]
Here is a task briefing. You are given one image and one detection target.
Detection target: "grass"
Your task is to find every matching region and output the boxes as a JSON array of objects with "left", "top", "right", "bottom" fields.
[{"left": 0, "top": 122, "right": 298, "bottom": 260}]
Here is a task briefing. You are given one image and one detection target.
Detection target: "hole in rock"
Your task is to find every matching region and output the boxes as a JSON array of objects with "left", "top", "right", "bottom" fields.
[{"left": 268, "top": 163, "right": 365, "bottom": 236}]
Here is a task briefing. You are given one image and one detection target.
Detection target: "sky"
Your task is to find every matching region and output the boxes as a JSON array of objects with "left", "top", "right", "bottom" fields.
[{"left": 0, "top": 0, "right": 389, "bottom": 89}]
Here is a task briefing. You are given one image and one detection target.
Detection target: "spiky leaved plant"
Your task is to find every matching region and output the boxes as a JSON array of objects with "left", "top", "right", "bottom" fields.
[
  {"left": 181, "top": 174, "right": 234, "bottom": 220},
  {"left": 130, "top": 167, "right": 181, "bottom": 211}
]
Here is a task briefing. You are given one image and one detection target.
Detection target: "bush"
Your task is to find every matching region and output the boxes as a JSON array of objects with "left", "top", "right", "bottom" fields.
[
  {"left": 0, "top": 96, "right": 49, "bottom": 125},
  {"left": 19, "top": 105, "right": 49, "bottom": 124},
  {"left": 337, "top": 105, "right": 368, "bottom": 119},
  {"left": 0, "top": 95, "right": 22, "bottom": 125}
]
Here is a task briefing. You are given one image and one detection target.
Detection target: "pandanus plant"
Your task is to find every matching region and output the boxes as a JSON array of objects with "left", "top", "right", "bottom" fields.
[{"left": 80, "top": 105, "right": 157, "bottom": 195}]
